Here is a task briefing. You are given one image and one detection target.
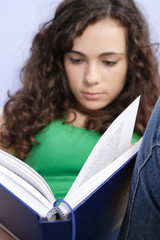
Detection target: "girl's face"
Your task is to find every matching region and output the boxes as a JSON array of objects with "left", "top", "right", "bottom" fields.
[{"left": 64, "top": 18, "right": 128, "bottom": 111}]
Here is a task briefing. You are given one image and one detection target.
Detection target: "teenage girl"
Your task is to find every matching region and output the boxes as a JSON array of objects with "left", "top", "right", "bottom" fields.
[{"left": 0, "top": 0, "right": 159, "bottom": 200}]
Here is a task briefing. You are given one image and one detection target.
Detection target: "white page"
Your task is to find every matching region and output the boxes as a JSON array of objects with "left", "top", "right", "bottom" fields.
[
  {"left": 0, "top": 165, "right": 52, "bottom": 210},
  {"left": 0, "top": 172, "right": 51, "bottom": 218},
  {"left": 66, "top": 96, "right": 140, "bottom": 196},
  {"left": 61, "top": 138, "right": 142, "bottom": 217},
  {"left": 0, "top": 150, "right": 55, "bottom": 204}
]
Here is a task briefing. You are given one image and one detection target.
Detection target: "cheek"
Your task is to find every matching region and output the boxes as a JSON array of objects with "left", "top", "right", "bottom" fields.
[
  {"left": 116, "top": 75, "right": 126, "bottom": 92},
  {"left": 64, "top": 65, "right": 74, "bottom": 88},
  {"left": 65, "top": 67, "right": 82, "bottom": 91},
  {"left": 116, "top": 63, "right": 128, "bottom": 87},
  {"left": 68, "top": 79, "right": 76, "bottom": 91},
  {"left": 106, "top": 68, "right": 127, "bottom": 93},
  {"left": 67, "top": 73, "right": 79, "bottom": 95}
]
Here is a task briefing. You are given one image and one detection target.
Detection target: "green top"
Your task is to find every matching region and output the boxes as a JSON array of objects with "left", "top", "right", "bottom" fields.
[{"left": 25, "top": 119, "right": 140, "bottom": 200}]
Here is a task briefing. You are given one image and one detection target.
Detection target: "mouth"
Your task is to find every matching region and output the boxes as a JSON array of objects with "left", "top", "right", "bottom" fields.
[{"left": 81, "top": 92, "right": 103, "bottom": 100}]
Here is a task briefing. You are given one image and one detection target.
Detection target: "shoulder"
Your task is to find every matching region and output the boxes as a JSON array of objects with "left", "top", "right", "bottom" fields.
[
  {"left": 0, "top": 113, "right": 5, "bottom": 149},
  {"left": 0, "top": 111, "right": 16, "bottom": 156},
  {"left": 0, "top": 112, "right": 6, "bottom": 149},
  {"left": 0, "top": 111, "right": 5, "bottom": 133}
]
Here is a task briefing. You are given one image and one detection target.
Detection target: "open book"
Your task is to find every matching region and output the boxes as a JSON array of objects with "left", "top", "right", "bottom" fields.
[{"left": 0, "top": 97, "right": 141, "bottom": 224}]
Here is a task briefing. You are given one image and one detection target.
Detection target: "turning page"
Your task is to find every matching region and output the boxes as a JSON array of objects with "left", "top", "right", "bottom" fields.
[{"left": 66, "top": 96, "right": 140, "bottom": 196}]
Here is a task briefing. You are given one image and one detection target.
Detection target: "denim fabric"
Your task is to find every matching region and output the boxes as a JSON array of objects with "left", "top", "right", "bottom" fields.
[{"left": 118, "top": 97, "right": 160, "bottom": 240}]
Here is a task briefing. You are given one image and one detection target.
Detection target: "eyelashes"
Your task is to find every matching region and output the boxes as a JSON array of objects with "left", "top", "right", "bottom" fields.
[
  {"left": 69, "top": 58, "right": 84, "bottom": 64},
  {"left": 69, "top": 57, "right": 117, "bottom": 66},
  {"left": 102, "top": 60, "right": 117, "bottom": 66}
]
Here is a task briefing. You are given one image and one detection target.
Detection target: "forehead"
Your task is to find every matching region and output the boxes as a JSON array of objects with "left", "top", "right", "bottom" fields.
[{"left": 73, "top": 18, "right": 127, "bottom": 54}]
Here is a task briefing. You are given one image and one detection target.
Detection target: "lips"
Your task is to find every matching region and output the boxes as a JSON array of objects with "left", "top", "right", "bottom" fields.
[{"left": 81, "top": 92, "right": 103, "bottom": 100}]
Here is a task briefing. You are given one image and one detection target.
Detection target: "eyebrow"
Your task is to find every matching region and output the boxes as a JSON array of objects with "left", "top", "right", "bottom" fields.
[{"left": 69, "top": 50, "right": 125, "bottom": 57}]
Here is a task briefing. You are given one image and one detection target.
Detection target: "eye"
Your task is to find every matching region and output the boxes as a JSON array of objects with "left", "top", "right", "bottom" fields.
[
  {"left": 69, "top": 58, "right": 84, "bottom": 64},
  {"left": 103, "top": 60, "right": 117, "bottom": 66}
]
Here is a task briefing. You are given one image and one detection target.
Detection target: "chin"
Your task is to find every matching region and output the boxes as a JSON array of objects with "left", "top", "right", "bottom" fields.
[{"left": 81, "top": 105, "right": 107, "bottom": 113}]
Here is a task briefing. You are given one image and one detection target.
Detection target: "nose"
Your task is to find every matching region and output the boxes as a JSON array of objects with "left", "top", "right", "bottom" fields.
[{"left": 84, "top": 62, "right": 100, "bottom": 85}]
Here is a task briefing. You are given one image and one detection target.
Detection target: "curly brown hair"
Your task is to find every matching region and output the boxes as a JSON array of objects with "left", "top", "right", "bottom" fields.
[{"left": 1, "top": 0, "right": 160, "bottom": 159}]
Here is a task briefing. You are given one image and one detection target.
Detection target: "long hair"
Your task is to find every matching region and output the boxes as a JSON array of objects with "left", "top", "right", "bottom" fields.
[{"left": 1, "top": 0, "right": 160, "bottom": 159}]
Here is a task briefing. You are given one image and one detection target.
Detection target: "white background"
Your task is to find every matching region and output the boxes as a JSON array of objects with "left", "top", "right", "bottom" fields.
[{"left": 0, "top": 0, "right": 160, "bottom": 106}]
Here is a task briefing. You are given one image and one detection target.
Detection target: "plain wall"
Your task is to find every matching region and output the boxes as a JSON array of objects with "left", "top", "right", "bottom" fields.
[{"left": 0, "top": 0, "right": 160, "bottom": 106}]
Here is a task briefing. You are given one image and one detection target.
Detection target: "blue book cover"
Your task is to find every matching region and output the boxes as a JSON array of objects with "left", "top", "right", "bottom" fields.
[{"left": 0, "top": 152, "right": 137, "bottom": 240}]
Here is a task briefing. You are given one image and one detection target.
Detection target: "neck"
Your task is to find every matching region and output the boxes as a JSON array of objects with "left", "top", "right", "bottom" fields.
[{"left": 66, "top": 110, "right": 88, "bottom": 128}]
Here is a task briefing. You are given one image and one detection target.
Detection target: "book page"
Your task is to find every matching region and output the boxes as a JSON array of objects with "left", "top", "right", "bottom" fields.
[
  {"left": 62, "top": 138, "right": 142, "bottom": 217},
  {"left": 0, "top": 150, "right": 55, "bottom": 204},
  {"left": 0, "top": 166, "right": 53, "bottom": 218},
  {"left": 66, "top": 96, "right": 140, "bottom": 196},
  {"left": 0, "top": 164, "right": 52, "bottom": 209}
]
